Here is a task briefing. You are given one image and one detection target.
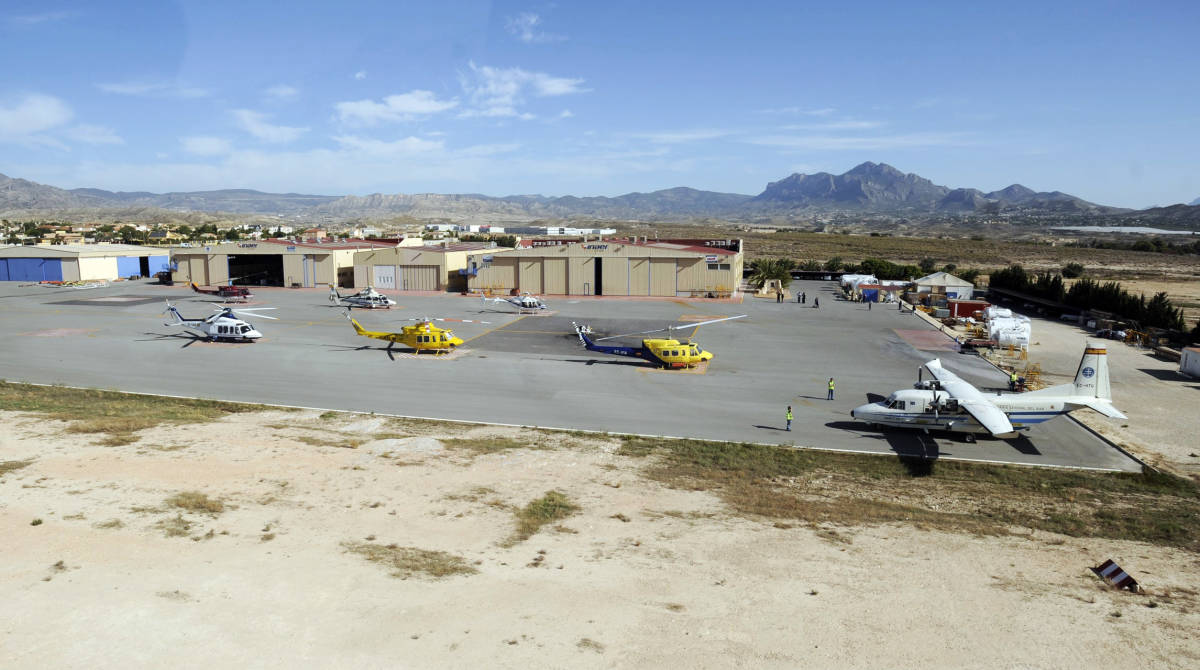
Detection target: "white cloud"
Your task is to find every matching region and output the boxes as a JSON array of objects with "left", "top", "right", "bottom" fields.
[
  {"left": 746, "top": 132, "right": 972, "bottom": 151},
  {"left": 96, "top": 81, "right": 210, "bottom": 98},
  {"left": 629, "top": 129, "right": 732, "bottom": 144},
  {"left": 7, "top": 11, "right": 78, "bottom": 26},
  {"left": 332, "top": 135, "right": 445, "bottom": 155},
  {"left": 0, "top": 94, "right": 73, "bottom": 141},
  {"left": 758, "top": 106, "right": 836, "bottom": 116},
  {"left": 233, "top": 109, "right": 308, "bottom": 143},
  {"left": 334, "top": 90, "right": 459, "bottom": 126},
  {"left": 781, "top": 120, "right": 886, "bottom": 131},
  {"left": 264, "top": 84, "right": 298, "bottom": 100},
  {"left": 459, "top": 62, "right": 587, "bottom": 118},
  {"left": 505, "top": 12, "right": 566, "bottom": 43},
  {"left": 354, "top": 71, "right": 367, "bottom": 80},
  {"left": 180, "top": 136, "right": 233, "bottom": 156},
  {"left": 558, "top": 109, "right": 574, "bottom": 119},
  {"left": 63, "top": 124, "right": 123, "bottom": 145}
]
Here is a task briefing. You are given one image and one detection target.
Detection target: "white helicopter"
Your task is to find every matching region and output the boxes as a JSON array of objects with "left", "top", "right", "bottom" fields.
[
  {"left": 481, "top": 292, "right": 547, "bottom": 313},
  {"left": 329, "top": 285, "right": 397, "bottom": 309},
  {"left": 850, "top": 344, "right": 1126, "bottom": 442},
  {"left": 163, "top": 300, "right": 276, "bottom": 342}
]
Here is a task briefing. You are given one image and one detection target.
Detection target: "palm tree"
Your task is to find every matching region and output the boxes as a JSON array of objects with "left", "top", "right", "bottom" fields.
[{"left": 747, "top": 258, "right": 795, "bottom": 290}]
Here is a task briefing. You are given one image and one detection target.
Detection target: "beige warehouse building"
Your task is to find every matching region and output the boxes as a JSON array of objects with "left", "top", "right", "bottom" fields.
[
  {"left": 468, "top": 238, "right": 742, "bottom": 297},
  {"left": 352, "top": 242, "right": 504, "bottom": 291},
  {"left": 0, "top": 244, "right": 170, "bottom": 282},
  {"left": 171, "top": 239, "right": 394, "bottom": 288}
]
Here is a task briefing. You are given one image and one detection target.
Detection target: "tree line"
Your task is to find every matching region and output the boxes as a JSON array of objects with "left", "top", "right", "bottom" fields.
[{"left": 988, "top": 264, "right": 1186, "bottom": 331}]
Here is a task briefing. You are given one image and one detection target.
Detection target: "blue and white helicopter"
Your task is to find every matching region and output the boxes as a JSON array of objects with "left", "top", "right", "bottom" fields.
[{"left": 572, "top": 315, "right": 746, "bottom": 369}]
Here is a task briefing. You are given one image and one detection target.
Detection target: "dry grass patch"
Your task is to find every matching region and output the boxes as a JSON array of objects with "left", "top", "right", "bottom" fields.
[
  {"left": 165, "top": 491, "right": 227, "bottom": 515},
  {"left": 442, "top": 435, "right": 541, "bottom": 457},
  {"left": 157, "top": 514, "right": 193, "bottom": 537},
  {"left": 621, "top": 436, "right": 1200, "bottom": 551},
  {"left": 294, "top": 434, "right": 364, "bottom": 449},
  {"left": 0, "top": 382, "right": 276, "bottom": 445},
  {"left": 93, "top": 519, "right": 124, "bottom": 530},
  {"left": 508, "top": 490, "right": 579, "bottom": 545},
  {"left": 0, "top": 459, "right": 33, "bottom": 476},
  {"left": 343, "top": 542, "right": 477, "bottom": 579}
]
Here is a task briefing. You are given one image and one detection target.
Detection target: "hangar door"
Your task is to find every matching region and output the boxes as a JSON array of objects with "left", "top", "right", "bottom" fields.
[
  {"left": 0, "top": 258, "right": 62, "bottom": 282},
  {"left": 649, "top": 259, "right": 676, "bottom": 296},
  {"left": 519, "top": 260, "right": 542, "bottom": 294},
  {"left": 400, "top": 265, "right": 438, "bottom": 290},
  {"left": 373, "top": 265, "right": 396, "bottom": 289},
  {"left": 543, "top": 258, "right": 566, "bottom": 294}
]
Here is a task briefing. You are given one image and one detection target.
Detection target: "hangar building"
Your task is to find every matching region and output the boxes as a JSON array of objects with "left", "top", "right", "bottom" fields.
[
  {"left": 467, "top": 238, "right": 742, "bottom": 297},
  {"left": 170, "top": 239, "right": 394, "bottom": 288},
  {"left": 352, "top": 242, "right": 504, "bottom": 291},
  {"left": 0, "top": 244, "right": 169, "bottom": 282}
]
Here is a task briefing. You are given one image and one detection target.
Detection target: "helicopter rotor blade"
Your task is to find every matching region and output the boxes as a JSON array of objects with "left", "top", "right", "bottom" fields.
[
  {"left": 595, "top": 314, "right": 747, "bottom": 341},
  {"left": 667, "top": 314, "right": 748, "bottom": 331}
]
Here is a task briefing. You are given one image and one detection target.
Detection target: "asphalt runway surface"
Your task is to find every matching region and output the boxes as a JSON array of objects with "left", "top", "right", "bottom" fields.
[{"left": 0, "top": 279, "right": 1141, "bottom": 471}]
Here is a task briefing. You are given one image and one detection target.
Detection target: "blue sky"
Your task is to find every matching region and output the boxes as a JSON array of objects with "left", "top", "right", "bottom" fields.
[{"left": 1, "top": 1, "right": 1197, "bottom": 207}]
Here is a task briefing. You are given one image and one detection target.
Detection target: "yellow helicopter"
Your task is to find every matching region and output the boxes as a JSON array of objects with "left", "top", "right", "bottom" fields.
[
  {"left": 344, "top": 310, "right": 487, "bottom": 354},
  {"left": 571, "top": 315, "right": 747, "bottom": 369}
]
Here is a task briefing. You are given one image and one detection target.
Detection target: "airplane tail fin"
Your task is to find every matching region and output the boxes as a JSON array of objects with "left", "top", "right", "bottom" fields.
[
  {"left": 1072, "top": 343, "right": 1112, "bottom": 400},
  {"left": 329, "top": 285, "right": 342, "bottom": 303}
]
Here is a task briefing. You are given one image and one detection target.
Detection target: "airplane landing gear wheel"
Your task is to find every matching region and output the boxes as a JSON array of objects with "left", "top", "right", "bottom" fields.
[{"left": 964, "top": 434, "right": 976, "bottom": 443}]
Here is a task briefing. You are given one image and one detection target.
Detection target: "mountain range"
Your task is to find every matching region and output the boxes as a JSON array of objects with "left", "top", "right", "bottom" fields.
[{"left": 3, "top": 163, "right": 1195, "bottom": 224}]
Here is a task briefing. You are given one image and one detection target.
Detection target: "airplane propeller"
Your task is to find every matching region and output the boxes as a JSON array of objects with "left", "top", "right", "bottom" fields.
[{"left": 595, "top": 314, "right": 747, "bottom": 341}]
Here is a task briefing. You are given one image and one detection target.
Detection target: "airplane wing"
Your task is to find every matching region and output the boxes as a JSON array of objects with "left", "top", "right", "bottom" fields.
[{"left": 924, "top": 359, "right": 1016, "bottom": 436}]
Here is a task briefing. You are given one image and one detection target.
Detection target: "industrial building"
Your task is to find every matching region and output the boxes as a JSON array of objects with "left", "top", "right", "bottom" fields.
[
  {"left": 170, "top": 239, "right": 394, "bottom": 288},
  {"left": 0, "top": 244, "right": 169, "bottom": 282},
  {"left": 468, "top": 238, "right": 742, "bottom": 297},
  {"left": 351, "top": 242, "right": 502, "bottom": 291},
  {"left": 912, "top": 271, "right": 976, "bottom": 299}
]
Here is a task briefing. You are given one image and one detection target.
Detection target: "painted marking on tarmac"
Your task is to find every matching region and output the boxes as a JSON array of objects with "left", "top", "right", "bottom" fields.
[
  {"left": 21, "top": 328, "right": 100, "bottom": 337},
  {"left": 461, "top": 314, "right": 528, "bottom": 345},
  {"left": 6, "top": 381, "right": 1138, "bottom": 473}
]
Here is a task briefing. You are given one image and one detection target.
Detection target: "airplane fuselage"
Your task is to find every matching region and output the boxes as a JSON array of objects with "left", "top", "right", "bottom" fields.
[{"left": 851, "top": 388, "right": 1071, "bottom": 436}]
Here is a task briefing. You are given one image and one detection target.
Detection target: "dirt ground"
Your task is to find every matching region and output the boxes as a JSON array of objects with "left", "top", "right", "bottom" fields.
[{"left": 3, "top": 411, "right": 1198, "bottom": 668}]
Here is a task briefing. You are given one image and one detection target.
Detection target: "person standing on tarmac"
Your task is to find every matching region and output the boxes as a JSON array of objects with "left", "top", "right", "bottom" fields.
[
  {"left": 786, "top": 406, "right": 793, "bottom": 431},
  {"left": 827, "top": 377, "right": 835, "bottom": 400}
]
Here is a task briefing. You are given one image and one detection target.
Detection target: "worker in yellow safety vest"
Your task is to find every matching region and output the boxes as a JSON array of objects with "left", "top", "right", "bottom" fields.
[
  {"left": 786, "top": 406, "right": 793, "bottom": 431},
  {"left": 827, "top": 377, "right": 835, "bottom": 401}
]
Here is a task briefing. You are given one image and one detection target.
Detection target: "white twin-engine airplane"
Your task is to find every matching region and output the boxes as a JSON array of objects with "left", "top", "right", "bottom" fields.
[{"left": 851, "top": 344, "right": 1126, "bottom": 442}]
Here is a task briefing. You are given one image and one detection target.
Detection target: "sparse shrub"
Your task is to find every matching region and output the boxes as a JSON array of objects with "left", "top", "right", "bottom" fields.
[
  {"left": 1062, "top": 262, "right": 1085, "bottom": 278},
  {"left": 165, "top": 491, "right": 226, "bottom": 515},
  {"left": 510, "top": 491, "right": 579, "bottom": 544}
]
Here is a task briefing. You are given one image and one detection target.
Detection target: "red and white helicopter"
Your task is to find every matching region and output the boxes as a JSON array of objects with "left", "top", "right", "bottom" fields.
[
  {"left": 190, "top": 282, "right": 253, "bottom": 303},
  {"left": 481, "top": 292, "right": 547, "bottom": 313},
  {"left": 163, "top": 300, "right": 276, "bottom": 342}
]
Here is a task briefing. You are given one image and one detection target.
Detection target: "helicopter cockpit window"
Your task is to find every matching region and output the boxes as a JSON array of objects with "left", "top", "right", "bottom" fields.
[{"left": 240, "top": 325, "right": 251, "bottom": 333}]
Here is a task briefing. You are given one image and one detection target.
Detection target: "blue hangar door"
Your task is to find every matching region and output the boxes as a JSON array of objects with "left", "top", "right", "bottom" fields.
[
  {"left": 0, "top": 258, "right": 63, "bottom": 282},
  {"left": 116, "top": 256, "right": 142, "bottom": 277}
]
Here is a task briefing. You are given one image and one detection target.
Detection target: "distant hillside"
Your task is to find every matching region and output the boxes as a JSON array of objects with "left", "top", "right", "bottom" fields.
[
  {"left": 0, "top": 164, "right": 1152, "bottom": 223},
  {"left": 1190, "top": 196, "right": 1200, "bottom": 206},
  {"left": 749, "top": 162, "right": 1125, "bottom": 215},
  {"left": 1, "top": 173, "right": 338, "bottom": 215}
]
